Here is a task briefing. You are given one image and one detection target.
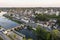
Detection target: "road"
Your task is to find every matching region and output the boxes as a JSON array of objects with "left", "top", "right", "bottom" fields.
[{"left": 0, "top": 31, "right": 11, "bottom": 40}]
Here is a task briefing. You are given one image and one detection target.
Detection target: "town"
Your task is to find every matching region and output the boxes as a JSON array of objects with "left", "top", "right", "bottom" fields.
[{"left": 0, "top": 7, "right": 60, "bottom": 40}]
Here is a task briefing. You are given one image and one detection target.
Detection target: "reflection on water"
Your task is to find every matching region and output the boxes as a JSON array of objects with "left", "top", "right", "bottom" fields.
[
  {"left": 0, "top": 11, "right": 19, "bottom": 29},
  {"left": 17, "top": 29, "right": 36, "bottom": 40}
]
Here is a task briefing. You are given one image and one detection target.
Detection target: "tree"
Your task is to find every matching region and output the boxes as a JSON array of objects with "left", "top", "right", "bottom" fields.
[
  {"left": 35, "top": 26, "right": 51, "bottom": 40},
  {"left": 10, "top": 14, "right": 13, "bottom": 17},
  {"left": 27, "top": 26, "right": 32, "bottom": 30},
  {"left": 51, "top": 29, "right": 60, "bottom": 40},
  {"left": 35, "top": 14, "right": 49, "bottom": 21},
  {"left": 34, "top": 25, "right": 60, "bottom": 40},
  {"left": 57, "top": 18, "right": 60, "bottom": 26}
]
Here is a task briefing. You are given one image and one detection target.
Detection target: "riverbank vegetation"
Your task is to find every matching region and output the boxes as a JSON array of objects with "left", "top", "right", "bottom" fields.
[{"left": 3, "top": 14, "right": 22, "bottom": 24}]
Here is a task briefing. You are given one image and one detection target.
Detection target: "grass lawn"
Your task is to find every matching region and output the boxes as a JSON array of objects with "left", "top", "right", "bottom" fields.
[{"left": 23, "top": 37, "right": 33, "bottom": 40}]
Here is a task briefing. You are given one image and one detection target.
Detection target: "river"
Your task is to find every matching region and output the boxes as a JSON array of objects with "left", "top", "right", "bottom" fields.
[{"left": 0, "top": 11, "right": 19, "bottom": 29}]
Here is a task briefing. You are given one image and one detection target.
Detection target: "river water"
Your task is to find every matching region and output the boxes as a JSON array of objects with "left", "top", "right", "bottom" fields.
[{"left": 0, "top": 11, "right": 19, "bottom": 29}]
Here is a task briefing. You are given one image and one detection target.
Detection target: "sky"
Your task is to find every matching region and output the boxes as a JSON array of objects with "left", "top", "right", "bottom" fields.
[{"left": 0, "top": 0, "right": 60, "bottom": 7}]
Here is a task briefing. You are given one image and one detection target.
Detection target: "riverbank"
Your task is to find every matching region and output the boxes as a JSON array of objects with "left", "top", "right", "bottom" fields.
[{"left": 3, "top": 14, "right": 22, "bottom": 24}]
